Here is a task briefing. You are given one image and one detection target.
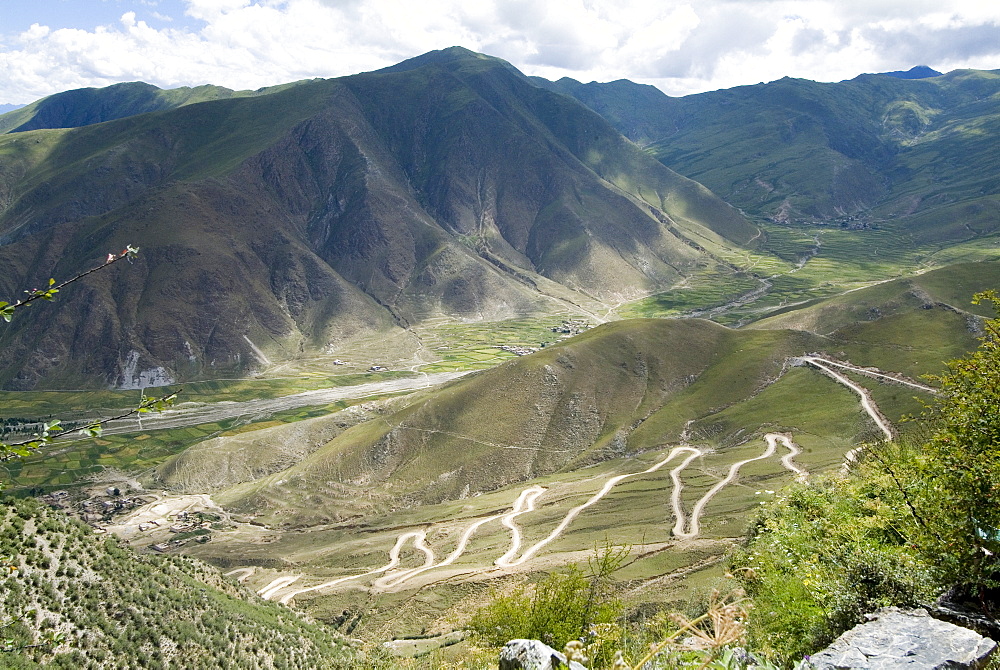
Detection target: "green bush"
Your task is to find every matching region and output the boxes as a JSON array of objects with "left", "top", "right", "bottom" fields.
[
  {"left": 731, "top": 470, "right": 938, "bottom": 665},
  {"left": 905, "top": 291, "right": 1000, "bottom": 594},
  {"left": 468, "top": 545, "right": 627, "bottom": 660}
]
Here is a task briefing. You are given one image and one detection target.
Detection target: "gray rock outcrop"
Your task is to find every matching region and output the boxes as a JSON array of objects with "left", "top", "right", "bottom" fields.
[
  {"left": 498, "top": 639, "right": 588, "bottom": 670},
  {"left": 810, "top": 607, "right": 997, "bottom": 669}
]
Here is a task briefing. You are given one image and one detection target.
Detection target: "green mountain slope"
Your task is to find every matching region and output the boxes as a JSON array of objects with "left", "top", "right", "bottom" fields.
[
  {"left": 0, "top": 48, "right": 754, "bottom": 390},
  {"left": 159, "top": 254, "right": 997, "bottom": 529},
  {"left": 540, "top": 69, "right": 1000, "bottom": 240},
  {"left": 177, "top": 319, "right": 824, "bottom": 527},
  {"left": 750, "top": 259, "right": 1000, "bottom": 335},
  {"left": 0, "top": 496, "right": 360, "bottom": 669},
  {"left": 0, "top": 80, "right": 286, "bottom": 134}
]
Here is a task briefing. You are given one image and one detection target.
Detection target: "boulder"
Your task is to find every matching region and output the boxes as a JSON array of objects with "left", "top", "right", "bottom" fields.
[
  {"left": 810, "top": 607, "right": 996, "bottom": 669},
  {"left": 499, "top": 639, "right": 588, "bottom": 670}
]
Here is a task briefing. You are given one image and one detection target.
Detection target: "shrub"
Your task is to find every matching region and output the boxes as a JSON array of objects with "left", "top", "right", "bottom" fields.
[
  {"left": 905, "top": 291, "right": 1000, "bottom": 595},
  {"left": 731, "top": 471, "right": 938, "bottom": 664},
  {"left": 468, "top": 544, "right": 627, "bottom": 657}
]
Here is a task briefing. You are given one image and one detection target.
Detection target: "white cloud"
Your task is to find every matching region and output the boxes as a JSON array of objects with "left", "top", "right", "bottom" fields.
[{"left": 0, "top": 0, "right": 998, "bottom": 103}]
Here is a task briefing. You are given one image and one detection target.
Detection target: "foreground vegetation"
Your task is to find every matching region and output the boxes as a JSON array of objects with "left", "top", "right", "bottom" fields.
[
  {"left": 439, "top": 293, "right": 1000, "bottom": 669},
  {"left": 0, "top": 497, "right": 368, "bottom": 669},
  {"left": 732, "top": 293, "right": 1000, "bottom": 664}
]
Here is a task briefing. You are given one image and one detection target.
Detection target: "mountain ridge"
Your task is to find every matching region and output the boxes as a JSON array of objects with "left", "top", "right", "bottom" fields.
[{"left": 0, "top": 50, "right": 754, "bottom": 389}]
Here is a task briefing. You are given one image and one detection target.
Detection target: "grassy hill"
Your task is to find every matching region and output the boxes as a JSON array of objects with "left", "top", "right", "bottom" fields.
[
  {"left": 174, "top": 319, "right": 814, "bottom": 524},
  {"left": 0, "top": 81, "right": 290, "bottom": 134},
  {"left": 141, "top": 296, "right": 974, "bottom": 640},
  {"left": 147, "top": 257, "right": 998, "bottom": 533},
  {"left": 541, "top": 68, "right": 1000, "bottom": 241},
  {"left": 2, "top": 49, "right": 999, "bottom": 660},
  {"left": 0, "top": 496, "right": 364, "bottom": 669}
]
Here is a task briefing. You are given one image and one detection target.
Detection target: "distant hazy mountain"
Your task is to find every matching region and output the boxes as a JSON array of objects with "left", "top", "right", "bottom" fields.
[
  {"left": 0, "top": 47, "right": 752, "bottom": 389},
  {"left": 880, "top": 65, "right": 943, "bottom": 79},
  {"left": 537, "top": 67, "right": 1000, "bottom": 231},
  {"left": 0, "top": 81, "right": 260, "bottom": 134}
]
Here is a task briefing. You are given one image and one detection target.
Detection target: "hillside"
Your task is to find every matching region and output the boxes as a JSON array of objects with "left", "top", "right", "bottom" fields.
[
  {"left": 0, "top": 496, "right": 363, "bottom": 669},
  {"left": 2, "top": 48, "right": 999, "bottom": 661},
  {"left": 0, "top": 48, "right": 754, "bottom": 391},
  {"left": 187, "top": 267, "right": 984, "bottom": 530},
  {"left": 0, "top": 81, "right": 271, "bottom": 135},
  {"left": 539, "top": 68, "right": 1000, "bottom": 238},
  {"left": 159, "top": 319, "right": 811, "bottom": 522}
]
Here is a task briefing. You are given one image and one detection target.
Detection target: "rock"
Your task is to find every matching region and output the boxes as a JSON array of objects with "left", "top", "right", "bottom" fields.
[
  {"left": 498, "top": 639, "right": 588, "bottom": 670},
  {"left": 809, "top": 607, "right": 997, "bottom": 669}
]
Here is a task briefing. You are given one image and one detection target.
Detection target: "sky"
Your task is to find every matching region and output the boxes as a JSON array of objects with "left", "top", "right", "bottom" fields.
[{"left": 1, "top": 0, "right": 999, "bottom": 104}]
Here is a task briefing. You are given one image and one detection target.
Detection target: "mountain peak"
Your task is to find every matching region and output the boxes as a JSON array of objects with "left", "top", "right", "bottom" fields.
[
  {"left": 375, "top": 46, "right": 520, "bottom": 76},
  {"left": 880, "top": 65, "right": 943, "bottom": 79}
]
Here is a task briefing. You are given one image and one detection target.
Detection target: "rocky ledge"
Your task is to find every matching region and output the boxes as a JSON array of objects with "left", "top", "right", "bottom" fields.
[{"left": 810, "top": 607, "right": 996, "bottom": 670}]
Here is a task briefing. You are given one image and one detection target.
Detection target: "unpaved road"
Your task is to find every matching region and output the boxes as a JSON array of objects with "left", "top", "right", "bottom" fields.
[
  {"left": 100, "top": 371, "right": 471, "bottom": 435},
  {"left": 264, "top": 433, "right": 806, "bottom": 602},
  {"left": 501, "top": 446, "right": 702, "bottom": 567},
  {"left": 674, "top": 433, "right": 802, "bottom": 539},
  {"left": 800, "top": 356, "right": 937, "bottom": 394},
  {"left": 800, "top": 357, "right": 895, "bottom": 440},
  {"left": 276, "top": 531, "right": 432, "bottom": 604}
]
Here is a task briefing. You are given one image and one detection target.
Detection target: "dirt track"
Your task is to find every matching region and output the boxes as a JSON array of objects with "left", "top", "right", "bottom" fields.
[
  {"left": 246, "top": 355, "right": 924, "bottom": 603},
  {"left": 264, "top": 433, "right": 806, "bottom": 603}
]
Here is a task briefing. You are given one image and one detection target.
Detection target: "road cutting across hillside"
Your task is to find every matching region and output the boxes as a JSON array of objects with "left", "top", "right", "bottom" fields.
[
  {"left": 252, "top": 355, "right": 933, "bottom": 604},
  {"left": 265, "top": 433, "right": 806, "bottom": 603},
  {"left": 801, "top": 356, "right": 937, "bottom": 394},
  {"left": 674, "top": 433, "right": 802, "bottom": 539},
  {"left": 276, "top": 531, "right": 433, "bottom": 604},
  {"left": 799, "top": 356, "right": 895, "bottom": 440}
]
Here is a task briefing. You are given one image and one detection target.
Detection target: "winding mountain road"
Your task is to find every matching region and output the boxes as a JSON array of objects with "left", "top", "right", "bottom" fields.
[
  {"left": 264, "top": 433, "right": 806, "bottom": 602},
  {"left": 252, "top": 355, "right": 931, "bottom": 603},
  {"left": 804, "top": 357, "right": 936, "bottom": 394},
  {"left": 276, "top": 531, "right": 432, "bottom": 605},
  {"left": 498, "top": 446, "right": 702, "bottom": 567},
  {"left": 674, "top": 433, "right": 802, "bottom": 539},
  {"left": 800, "top": 356, "right": 895, "bottom": 440}
]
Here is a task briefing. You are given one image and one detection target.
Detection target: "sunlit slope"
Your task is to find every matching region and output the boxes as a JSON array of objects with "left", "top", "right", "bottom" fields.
[
  {"left": 0, "top": 497, "right": 358, "bottom": 668},
  {"left": 155, "top": 404, "right": 386, "bottom": 493},
  {"left": 190, "top": 261, "right": 996, "bottom": 527},
  {"left": 750, "top": 259, "right": 999, "bottom": 338},
  {"left": 206, "top": 319, "right": 829, "bottom": 525},
  {"left": 0, "top": 48, "right": 757, "bottom": 389}
]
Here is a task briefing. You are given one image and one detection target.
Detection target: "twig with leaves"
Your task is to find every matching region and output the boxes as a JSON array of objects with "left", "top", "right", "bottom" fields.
[
  {"left": 0, "top": 391, "right": 178, "bottom": 460},
  {"left": 0, "top": 245, "right": 139, "bottom": 322},
  {"left": 0, "top": 244, "right": 178, "bottom": 462}
]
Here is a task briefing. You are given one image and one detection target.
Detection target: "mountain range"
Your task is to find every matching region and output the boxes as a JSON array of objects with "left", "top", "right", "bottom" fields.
[
  {"left": 3, "top": 48, "right": 1000, "bottom": 662},
  {"left": 0, "top": 47, "right": 756, "bottom": 390}
]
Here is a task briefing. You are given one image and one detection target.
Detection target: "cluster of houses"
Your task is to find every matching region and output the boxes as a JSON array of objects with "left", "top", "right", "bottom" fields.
[
  {"left": 40, "top": 488, "right": 217, "bottom": 552},
  {"left": 150, "top": 510, "right": 214, "bottom": 552},
  {"left": 41, "top": 487, "right": 153, "bottom": 527},
  {"left": 496, "top": 344, "right": 538, "bottom": 356},
  {"left": 493, "top": 321, "right": 593, "bottom": 357},
  {"left": 551, "top": 320, "right": 591, "bottom": 336}
]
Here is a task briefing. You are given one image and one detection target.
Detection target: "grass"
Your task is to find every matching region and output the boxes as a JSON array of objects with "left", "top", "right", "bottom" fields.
[
  {"left": 0, "top": 398, "right": 367, "bottom": 493},
  {"left": 416, "top": 316, "right": 594, "bottom": 373},
  {"left": 618, "top": 271, "right": 761, "bottom": 319}
]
